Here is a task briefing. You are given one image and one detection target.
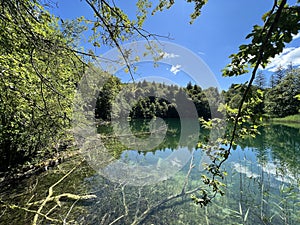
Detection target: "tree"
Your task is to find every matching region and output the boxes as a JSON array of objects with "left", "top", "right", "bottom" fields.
[
  {"left": 273, "top": 65, "right": 286, "bottom": 85},
  {"left": 254, "top": 71, "right": 266, "bottom": 89},
  {"left": 186, "top": 81, "right": 193, "bottom": 90},
  {"left": 224, "top": 84, "right": 264, "bottom": 117},
  {"left": 269, "top": 73, "right": 277, "bottom": 88},
  {"left": 0, "top": 0, "right": 84, "bottom": 170},
  {"left": 265, "top": 68, "right": 300, "bottom": 117},
  {"left": 95, "top": 74, "right": 121, "bottom": 120}
]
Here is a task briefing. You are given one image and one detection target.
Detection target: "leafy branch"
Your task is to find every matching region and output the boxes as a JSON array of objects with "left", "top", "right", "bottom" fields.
[
  {"left": 224, "top": 0, "right": 288, "bottom": 167},
  {"left": 193, "top": 0, "right": 300, "bottom": 205}
]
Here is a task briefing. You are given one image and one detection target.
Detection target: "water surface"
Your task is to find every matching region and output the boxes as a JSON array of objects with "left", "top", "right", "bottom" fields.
[{"left": 1, "top": 120, "right": 299, "bottom": 224}]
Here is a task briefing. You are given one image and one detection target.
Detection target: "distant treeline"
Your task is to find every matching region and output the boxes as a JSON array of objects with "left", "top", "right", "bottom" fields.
[
  {"left": 95, "top": 78, "right": 223, "bottom": 121},
  {"left": 95, "top": 67, "right": 300, "bottom": 121}
]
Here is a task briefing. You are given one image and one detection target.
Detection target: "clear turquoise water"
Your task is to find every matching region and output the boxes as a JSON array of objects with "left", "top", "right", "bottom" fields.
[{"left": 1, "top": 120, "right": 299, "bottom": 225}]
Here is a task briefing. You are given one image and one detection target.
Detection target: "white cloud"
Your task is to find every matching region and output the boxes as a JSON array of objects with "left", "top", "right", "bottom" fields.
[
  {"left": 265, "top": 47, "right": 300, "bottom": 72},
  {"left": 170, "top": 64, "right": 181, "bottom": 75},
  {"left": 292, "top": 33, "right": 300, "bottom": 40},
  {"left": 160, "top": 52, "right": 179, "bottom": 59}
]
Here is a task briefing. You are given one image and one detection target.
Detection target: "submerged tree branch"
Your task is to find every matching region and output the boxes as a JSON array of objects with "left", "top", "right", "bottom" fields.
[
  {"left": 0, "top": 200, "right": 61, "bottom": 224},
  {"left": 27, "top": 193, "right": 97, "bottom": 207},
  {"left": 131, "top": 154, "right": 200, "bottom": 225},
  {"left": 31, "top": 160, "right": 95, "bottom": 225},
  {"left": 108, "top": 184, "right": 129, "bottom": 225}
]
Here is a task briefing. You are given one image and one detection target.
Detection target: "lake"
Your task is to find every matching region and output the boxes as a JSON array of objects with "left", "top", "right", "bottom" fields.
[{"left": 1, "top": 119, "right": 299, "bottom": 224}]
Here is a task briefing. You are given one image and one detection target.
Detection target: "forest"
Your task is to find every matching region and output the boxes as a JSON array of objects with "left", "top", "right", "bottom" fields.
[{"left": 95, "top": 67, "right": 300, "bottom": 121}]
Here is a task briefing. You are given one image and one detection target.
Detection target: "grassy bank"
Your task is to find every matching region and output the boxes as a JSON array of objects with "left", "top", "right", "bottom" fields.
[
  {"left": 269, "top": 114, "right": 300, "bottom": 129},
  {"left": 271, "top": 114, "right": 300, "bottom": 123}
]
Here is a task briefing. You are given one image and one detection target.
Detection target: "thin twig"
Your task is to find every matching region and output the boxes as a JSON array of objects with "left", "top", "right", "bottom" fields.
[
  {"left": 100, "top": 213, "right": 109, "bottom": 225},
  {"left": 182, "top": 152, "right": 195, "bottom": 195},
  {"left": 218, "top": 0, "right": 286, "bottom": 170},
  {"left": 134, "top": 187, "right": 143, "bottom": 222},
  {"left": 131, "top": 186, "right": 202, "bottom": 225},
  {"left": 109, "top": 215, "right": 125, "bottom": 225},
  {"left": 109, "top": 184, "right": 129, "bottom": 225},
  {"left": 204, "top": 0, "right": 287, "bottom": 204},
  {"left": 63, "top": 199, "right": 80, "bottom": 225},
  {"left": 85, "top": 0, "right": 135, "bottom": 80}
]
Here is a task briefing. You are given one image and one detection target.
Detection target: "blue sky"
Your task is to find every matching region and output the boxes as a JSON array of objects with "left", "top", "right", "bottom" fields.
[{"left": 51, "top": 0, "right": 300, "bottom": 90}]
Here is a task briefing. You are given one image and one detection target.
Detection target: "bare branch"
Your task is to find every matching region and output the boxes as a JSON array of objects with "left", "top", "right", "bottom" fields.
[
  {"left": 32, "top": 160, "right": 85, "bottom": 225},
  {"left": 0, "top": 200, "right": 61, "bottom": 224},
  {"left": 131, "top": 154, "right": 201, "bottom": 225},
  {"left": 63, "top": 199, "right": 80, "bottom": 225},
  {"left": 181, "top": 153, "right": 195, "bottom": 195}
]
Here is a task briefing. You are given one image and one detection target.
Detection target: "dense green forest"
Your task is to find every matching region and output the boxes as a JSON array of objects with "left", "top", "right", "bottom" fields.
[
  {"left": 95, "top": 79, "right": 220, "bottom": 120},
  {"left": 95, "top": 67, "right": 300, "bottom": 121}
]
